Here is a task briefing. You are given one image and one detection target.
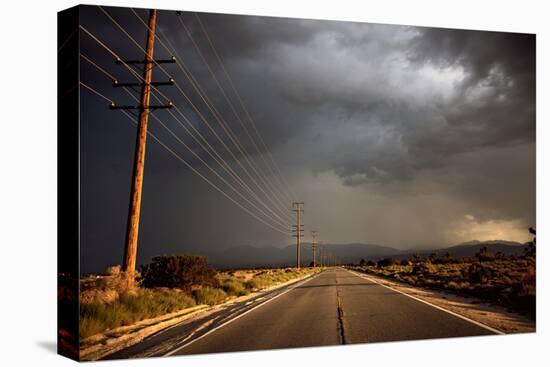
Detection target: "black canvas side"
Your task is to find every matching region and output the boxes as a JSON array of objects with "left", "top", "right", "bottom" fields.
[{"left": 57, "top": 5, "right": 80, "bottom": 362}]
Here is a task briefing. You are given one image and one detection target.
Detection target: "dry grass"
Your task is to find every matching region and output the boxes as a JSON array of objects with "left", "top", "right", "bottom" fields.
[
  {"left": 217, "top": 267, "right": 320, "bottom": 292},
  {"left": 350, "top": 256, "right": 535, "bottom": 318},
  {"left": 192, "top": 287, "right": 228, "bottom": 306},
  {"left": 80, "top": 288, "right": 196, "bottom": 338},
  {"left": 80, "top": 266, "right": 320, "bottom": 339}
]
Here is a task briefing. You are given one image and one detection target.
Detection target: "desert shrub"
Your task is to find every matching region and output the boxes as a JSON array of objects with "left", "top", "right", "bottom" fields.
[
  {"left": 400, "top": 259, "right": 412, "bottom": 266},
  {"left": 377, "top": 258, "right": 398, "bottom": 267},
  {"left": 79, "top": 316, "right": 106, "bottom": 339},
  {"left": 105, "top": 265, "right": 121, "bottom": 276},
  {"left": 520, "top": 266, "right": 536, "bottom": 294},
  {"left": 356, "top": 254, "right": 535, "bottom": 318},
  {"left": 192, "top": 287, "right": 228, "bottom": 306},
  {"left": 402, "top": 276, "right": 417, "bottom": 285},
  {"left": 221, "top": 279, "right": 249, "bottom": 297},
  {"left": 246, "top": 277, "right": 271, "bottom": 290},
  {"left": 359, "top": 259, "right": 377, "bottom": 266},
  {"left": 140, "top": 255, "right": 218, "bottom": 291},
  {"left": 465, "top": 264, "right": 493, "bottom": 284},
  {"left": 431, "top": 256, "right": 455, "bottom": 265},
  {"left": 411, "top": 262, "right": 436, "bottom": 275},
  {"left": 500, "top": 275, "right": 515, "bottom": 287},
  {"left": 446, "top": 281, "right": 471, "bottom": 291},
  {"left": 476, "top": 247, "right": 495, "bottom": 262},
  {"left": 79, "top": 288, "right": 196, "bottom": 338},
  {"left": 243, "top": 269, "right": 315, "bottom": 290},
  {"left": 524, "top": 242, "right": 536, "bottom": 257}
]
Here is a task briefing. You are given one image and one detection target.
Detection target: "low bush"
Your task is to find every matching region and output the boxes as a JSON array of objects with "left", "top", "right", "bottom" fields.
[
  {"left": 464, "top": 264, "right": 493, "bottom": 284},
  {"left": 351, "top": 255, "right": 536, "bottom": 318},
  {"left": 377, "top": 258, "right": 399, "bottom": 267},
  {"left": 80, "top": 266, "right": 319, "bottom": 339},
  {"left": 446, "top": 281, "right": 471, "bottom": 291},
  {"left": 244, "top": 268, "right": 315, "bottom": 290},
  {"left": 79, "top": 288, "right": 196, "bottom": 338},
  {"left": 140, "top": 255, "right": 218, "bottom": 291},
  {"left": 192, "top": 287, "right": 228, "bottom": 306},
  {"left": 221, "top": 279, "right": 249, "bottom": 297},
  {"left": 246, "top": 276, "right": 273, "bottom": 290},
  {"left": 411, "top": 262, "right": 436, "bottom": 275},
  {"left": 476, "top": 247, "right": 496, "bottom": 262}
]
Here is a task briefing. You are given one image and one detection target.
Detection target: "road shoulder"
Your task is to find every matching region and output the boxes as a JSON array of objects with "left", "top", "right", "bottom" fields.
[
  {"left": 81, "top": 270, "right": 321, "bottom": 361},
  {"left": 347, "top": 268, "right": 535, "bottom": 334}
]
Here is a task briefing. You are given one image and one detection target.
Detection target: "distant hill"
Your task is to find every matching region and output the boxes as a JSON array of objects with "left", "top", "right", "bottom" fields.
[
  {"left": 205, "top": 240, "right": 527, "bottom": 269},
  {"left": 423, "top": 240, "right": 526, "bottom": 258}
]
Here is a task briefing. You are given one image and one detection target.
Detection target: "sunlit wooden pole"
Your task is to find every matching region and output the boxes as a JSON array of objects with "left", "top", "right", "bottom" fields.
[{"left": 123, "top": 9, "right": 157, "bottom": 274}]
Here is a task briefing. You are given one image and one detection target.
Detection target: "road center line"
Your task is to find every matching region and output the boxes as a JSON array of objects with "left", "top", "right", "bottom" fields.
[
  {"left": 336, "top": 287, "right": 347, "bottom": 344},
  {"left": 345, "top": 268, "right": 504, "bottom": 335},
  {"left": 163, "top": 271, "right": 324, "bottom": 356}
]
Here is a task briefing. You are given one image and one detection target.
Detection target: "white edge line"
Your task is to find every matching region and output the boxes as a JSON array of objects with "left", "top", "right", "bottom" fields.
[
  {"left": 163, "top": 271, "right": 323, "bottom": 356},
  {"left": 346, "top": 269, "right": 504, "bottom": 335}
]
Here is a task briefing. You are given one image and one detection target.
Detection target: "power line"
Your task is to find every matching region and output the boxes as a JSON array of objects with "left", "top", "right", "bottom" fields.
[
  {"left": 80, "top": 81, "right": 113, "bottom": 103},
  {"left": 81, "top": 48, "right": 293, "bottom": 227},
  {"left": 130, "top": 7, "right": 294, "bottom": 223},
  {"left": 99, "top": 6, "right": 293, "bottom": 224},
  {"left": 80, "top": 81, "right": 291, "bottom": 235},
  {"left": 195, "top": 13, "right": 296, "bottom": 204},
  {"left": 144, "top": 32, "right": 294, "bottom": 226},
  {"left": 174, "top": 12, "right": 293, "bottom": 215},
  {"left": 80, "top": 43, "right": 292, "bottom": 231},
  {"left": 148, "top": 94, "right": 291, "bottom": 230}
]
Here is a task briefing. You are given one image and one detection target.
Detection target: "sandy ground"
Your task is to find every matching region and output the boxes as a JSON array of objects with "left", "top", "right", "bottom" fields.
[{"left": 349, "top": 269, "right": 535, "bottom": 334}]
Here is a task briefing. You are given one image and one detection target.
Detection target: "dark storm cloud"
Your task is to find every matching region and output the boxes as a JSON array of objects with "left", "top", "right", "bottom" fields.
[
  {"left": 184, "top": 13, "right": 535, "bottom": 226},
  {"left": 79, "top": 6, "right": 535, "bottom": 273},
  {"left": 190, "top": 15, "right": 534, "bottom": 191}
]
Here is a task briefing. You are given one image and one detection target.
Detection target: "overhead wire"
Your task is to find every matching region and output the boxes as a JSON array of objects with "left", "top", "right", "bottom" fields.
[
  {"left": 195, "top": 13, "right": 297, "bottom": 204},
  {"left": 81, "top": 51, "right": 291, "bottom": 227},
  {"left": 171, "top": 12, "right": 293, "bottom": 215},
  {"left": 103, "top": 6, "right": 294, "bottom": 222},
  {"left": 79, "top": 25, "right": 292, "bottom": 227},
  {"left": 79, "top": 68, "right": 291, "bottom": 234}
]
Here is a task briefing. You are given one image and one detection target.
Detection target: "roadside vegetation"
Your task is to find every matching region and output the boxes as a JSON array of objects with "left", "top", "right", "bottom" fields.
[
  {"left": 350, "top": 245, "right": 536, "bottom": 318},
  {"left": 80, "top": 255, "right": 319, "bottom": 338}
]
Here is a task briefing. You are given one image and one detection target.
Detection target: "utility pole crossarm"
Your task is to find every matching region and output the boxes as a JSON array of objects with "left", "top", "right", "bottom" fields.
[
  {"left": 109, "top": 102, "right": 174, "bottom": 110},
  {"left": 116, "top": 56, "right": 176, "bottom": 64},
  {"left": 113, "top": 79, "right": 175, "bottom": 87},
  {"left": 118, "top": 9, "right": 174, "bottom": 275}
]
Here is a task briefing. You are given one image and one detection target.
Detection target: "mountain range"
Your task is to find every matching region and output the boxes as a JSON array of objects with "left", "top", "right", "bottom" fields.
[{"left": 199, "top": 240, "right": 528, "bottom": 269}]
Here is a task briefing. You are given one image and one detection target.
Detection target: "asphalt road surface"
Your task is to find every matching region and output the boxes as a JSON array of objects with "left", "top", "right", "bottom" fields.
[{"left": 107, "top": 267, "right": 498, "bottom": 359}]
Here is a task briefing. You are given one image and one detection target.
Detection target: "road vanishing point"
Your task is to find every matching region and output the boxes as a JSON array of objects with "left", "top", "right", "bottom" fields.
[{"left": 106, "top": 268, "right": 499, "bottom": 359}]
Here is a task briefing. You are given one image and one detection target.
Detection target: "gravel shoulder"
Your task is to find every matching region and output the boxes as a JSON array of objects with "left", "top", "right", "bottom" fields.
[
  {"left": 349, "top": 269, "right": 535, "bottom": 334},
  {"left": 80, "top": 270, "right": 319, "bottom": 361}
]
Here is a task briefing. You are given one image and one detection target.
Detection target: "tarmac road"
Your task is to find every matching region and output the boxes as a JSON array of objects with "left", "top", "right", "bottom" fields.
[{"left": 159, "top": 267, "right": 497, "bottom": 356}]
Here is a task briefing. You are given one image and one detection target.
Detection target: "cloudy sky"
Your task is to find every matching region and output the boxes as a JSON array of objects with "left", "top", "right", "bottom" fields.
[{"left": 79, "top": 5, "right": 535, "bottom": 273}]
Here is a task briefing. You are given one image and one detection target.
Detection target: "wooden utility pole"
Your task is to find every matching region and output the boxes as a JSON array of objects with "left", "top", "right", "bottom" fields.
[
  {"left": 111, "top": 9, "right": 175, "bottom": 274},
  {"left": 122, "top": 9, "right": 156, "bottom": 274},
  {"left": 311, "top": 230, "right": 318, "bottom": 267},
  {"left": 292, "top": 202, "right": 304, "bottom": 269}
]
